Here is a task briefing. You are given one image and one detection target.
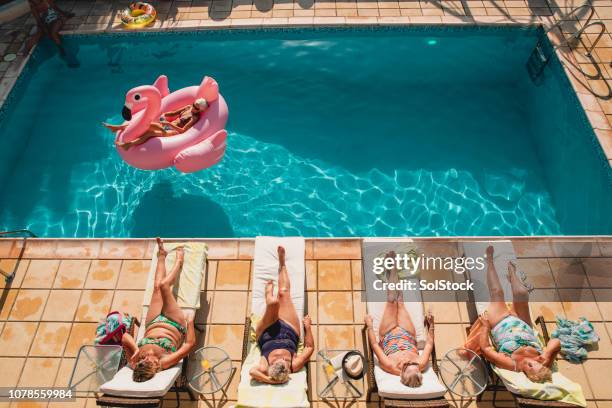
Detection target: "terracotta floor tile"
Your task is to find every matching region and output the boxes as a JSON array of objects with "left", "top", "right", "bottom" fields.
[
  {"left": 353, "top": 291, "right": 366, "bottom": 323},
  {"left": 318, "top": 292, "right": 353, "bottom": 324},
  {"left": 54, "top": 358, "right": 76, "bottom": 387},
  {"left": 211, "top": 291, "right": 247, "bottom": 324},
  {"left": 415, "top": 241, "right": 459, "bottom": 257},
  {"left": 353, "top": 325, "right": 366, "bottom": 357},
  {"left": 194, "top": 291, "right": 214, "bottom": 325},
  {"left": 582, "top": 359, "right": 612, "bottom": 399},
  {"left": 314, "top": 240, "right": 361, "bottom": 260},
  {"left": 305, "top": 240, "right": 314, "bottom": 260},
  {"left": 549, "top": 241, "right": 601, "bottom": 258},
  {"left": 111, "top": 290, "right": 144, "bottom": 318},
  {"left": 0, "top": 289, "right": 18, "bottom": 320},
  {"left": 318, "top": 325, "right": 355, "bottom": 349},
  {"left": 434, "top": 324, "right": 465, "bottom": 357},
  {"left": 306, "top": 291, "right": 318, "bottom": 324},
  {"left": 64, "top": 323, "right": 98, "bottom": 357},
  {"left": 9, "top": 289, "right": 49, "bottom": 321},
  {"left": 9, "top": 402, "right": 49, "bottom": 408},
  {"left": 423, "top": 301, "right": 461, "bottom": 323},
  {"left": 530, "top": 289, "right": 566, "bottom": 321},
  {"left": 0, "top": 240, "right": 15, "bottom": 258},
  {"left": 22, "top": 240, "right": 58, "bottom": 259},
  {"left": 205, "top": 240, "right": 239, "bottom": 259},
  {"left": 84, "top": 260, "right": 121, "bottom": 289},
  {"left": 238, "top": 240, "right": 254, "bottom": 259},
  {"left": 53, "top": 260, "right": 90, "bottom": 289},
  {"left": 18, "top": 358, "right": 61, "bottom": 387},
  {"left": 48, "top": 400, "right": 86, "bottom": 408},
  {"left": 351, "top": 260, "right": 363, "bottom": 291},
  {"left": 22, "top": 260, "right": 60, "bottom": 289},
  {"left": 513, "top": 241, "right": 554, "bottom": 257},
  {"left": 0, "top": 259, "right": 28, "bottom": 289},
  {"left": 42, "top": 290, "right": 81, "bottom": 321},
  {"left": 205, "top": 325, "right": 244, "bottom": 360},
  {"left": 116, "top": 260, "right": 149, "bottom": 290},
  {"left": 516, "top": 258, "right": 556, "bottom": 288},
  {"left": 99, "top": 240, "right": 147, "bottom": 259},
  {"left": 593, "top": 290, "right": 612, "bottom": 320},
  {"left": 587, "top": 322, "right": 612, "bottom": 358},
  {"left": 75, "top": 290, "right": 113, "bottom": 322},
  {"left": 29, "top": 322, "right": 71, "bottom": 357},
  {"left": 215, "top": 260, "right": 250, "bottom": 290},
  {"left": 306, "top": 261, "right": 317, "bottom": 291},
  {"left": 555, "top": 360, "right": 593, "bottom": 399},
  {"left": 0, "top": 357, "right": 25, "bottom": 387},
  {"left": 559, "top": 288, "right": 603, "bottom": 321},
  {"left": 582, "top": 258, "right": 612, "bottom": 287},
  {"left": 0, "top": 322, "right": 38, "bottom": 356},
  {"left": 548, "top": 258, "right": 589, "bottom": 288},
  {"left": 55, "top": 240, "right": 101, "bottom": 259},
  {"left": 202, "top": 260, "right": 217, "bottom": 291},
  {"left": 318, "top": 260, "right": 352, "bottom": 290}
]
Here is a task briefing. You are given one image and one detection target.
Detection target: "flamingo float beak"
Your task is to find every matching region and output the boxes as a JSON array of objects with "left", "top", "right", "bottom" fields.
[{"left": 122, "top": 105, "right": 132, "bottom": 121}]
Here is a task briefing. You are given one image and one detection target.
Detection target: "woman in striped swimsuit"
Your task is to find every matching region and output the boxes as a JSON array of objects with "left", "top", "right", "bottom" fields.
[
  {"left": 365, "top": 253, "right": 435, "bottom": 388},
  {"left": 478, "top": 246, "right": 560, "bottom": 383}
]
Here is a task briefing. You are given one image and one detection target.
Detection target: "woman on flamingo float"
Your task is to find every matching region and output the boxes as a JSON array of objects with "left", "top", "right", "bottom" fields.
[{"left": 104, "top": 98, "right": 209, "bottom": 150}]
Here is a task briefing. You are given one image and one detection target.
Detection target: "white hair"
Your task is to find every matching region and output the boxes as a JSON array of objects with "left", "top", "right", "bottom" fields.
[{"left": 194, "top": 98, "right": 208, "bottom": 110}]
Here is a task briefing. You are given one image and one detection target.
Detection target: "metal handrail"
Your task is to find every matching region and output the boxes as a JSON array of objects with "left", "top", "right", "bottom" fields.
[
  {"left": 0, "top": 229, "right": 37, "bottom": 237},
  {"left": 545, "top": 2, "right": 604, "bottom": 56}
]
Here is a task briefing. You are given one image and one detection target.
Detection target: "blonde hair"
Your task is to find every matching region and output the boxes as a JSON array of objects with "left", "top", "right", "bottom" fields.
[
  {"left": 194, "top": 98, "right": 208, "bottom": 110},
  {"left": 133, "top": 360, "right": 157, "bottom": 383},
  {"left": 400, "top": 365, "right": 423, "bottom": 388},
  {"left": 268, "top": 360, "right": 290, "bottom": 383},
  {"left": 525, "top": 365, "right": 553, "bottom": 383}
]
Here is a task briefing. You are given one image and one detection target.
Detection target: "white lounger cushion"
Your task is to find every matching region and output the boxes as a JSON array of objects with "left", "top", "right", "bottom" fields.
[
  {"left": 363, "top": 238, "right": 446, "bottom": 400},
  {"left": 99, "top": 365, "right": 182, "bottom": 398},
  {"left": 237, "top": 236, "right": 308, "bottom": 408},
  {"left": 99, "top": 242, "right": 206, "bottom": 398}
]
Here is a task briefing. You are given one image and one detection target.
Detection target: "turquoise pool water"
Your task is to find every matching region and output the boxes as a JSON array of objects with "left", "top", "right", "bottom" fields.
[{"left": 0, "top": 27, "right": 610, "bottom": 237}]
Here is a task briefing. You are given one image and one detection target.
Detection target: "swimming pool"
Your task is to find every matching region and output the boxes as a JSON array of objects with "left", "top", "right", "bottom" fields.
[{"left": 0, "top": 27, "right": 610, "bottom": 237}]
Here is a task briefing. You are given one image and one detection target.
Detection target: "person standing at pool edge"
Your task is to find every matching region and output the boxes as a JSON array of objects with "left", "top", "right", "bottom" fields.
[{"left": 26, "top": 0, "right": 74, "bottom": 55}]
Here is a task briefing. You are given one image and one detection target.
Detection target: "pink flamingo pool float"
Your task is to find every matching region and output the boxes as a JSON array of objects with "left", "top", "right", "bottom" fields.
[{"left": 115, "top": 74, "right": 228, "bottom": 173}]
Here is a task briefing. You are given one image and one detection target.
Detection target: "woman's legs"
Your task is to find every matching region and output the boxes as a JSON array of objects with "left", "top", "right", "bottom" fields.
[
  {"left": 160, "top": 247, "right": 185, "bottom": 324},
  {"left": 145, "top": 243, "right": 167, "bottom": 325},
  {"left": 507, "top": 262, "right": 532, "bottom": 327},
  {"left": 277, "top": 246, "right": 300, "bottom": 335},
  {"left": 484, "top": 249, "right": 511, "bottom": 328},
  {"left": 255, "top": 280, "right": 280, "bottom": 339},
  {"left": 379, "top": 259, "right": 400, "bottom": 338}
]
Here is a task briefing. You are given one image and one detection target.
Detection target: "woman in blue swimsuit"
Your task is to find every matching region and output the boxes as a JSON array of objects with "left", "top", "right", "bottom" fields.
[
  {"left": 121, "top": 238, "right": 196, "bottom": 382},
  {"left": 250, "top": 246, "right": 315, "bottom": 384},
  {"left": 479, "top": 246, "right": 560, "bottom": 383}
]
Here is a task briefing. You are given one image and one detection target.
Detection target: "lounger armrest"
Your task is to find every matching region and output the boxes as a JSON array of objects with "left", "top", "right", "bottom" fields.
[
  {"left": 535, "top": 316, "right": 549, "bottom": 342},
  {"left": 242, "top": 316, "right": 251, "bottom": 363},
  {"left": 363, "top": 325, "right": 377, "bottom": 400}
]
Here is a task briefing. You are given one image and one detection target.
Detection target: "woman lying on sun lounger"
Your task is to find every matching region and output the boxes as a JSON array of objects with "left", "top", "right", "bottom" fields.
[
  {"left": 365, "top": 256, "right": 435, "bottom": 388},
  {"left": 250, "top": 246, "right": 315, "bottom": 384},
  {"left": 476, "top": 245, "right": 561, "bottom": 383},
  {"left": 121, "top": 238, "right": 196, "bottom": 382}
]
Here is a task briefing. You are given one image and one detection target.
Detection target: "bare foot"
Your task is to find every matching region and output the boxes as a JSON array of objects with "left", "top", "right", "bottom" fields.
[
  {"left": 277, "top": 246, "right": 286, "bottom": 267},
  {"left": 176, "top": 247, "right": 184, "bottom": 264},
  {"left": 156, "top": 237, "right": 167, "bottom": 257}
]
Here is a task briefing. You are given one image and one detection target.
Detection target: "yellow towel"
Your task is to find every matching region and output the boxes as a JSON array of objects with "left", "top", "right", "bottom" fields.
[
  {"left": 144, "top": 242, "right": 207, "bottom": 309},
  {"left": 236, "top": 314, "right": 309, "bottom": 408},
  {"left": 493, "top": 366, "right": 586, "bottom": 407}
]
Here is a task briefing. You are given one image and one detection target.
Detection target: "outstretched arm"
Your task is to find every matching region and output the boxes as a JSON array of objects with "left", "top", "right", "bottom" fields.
[
  {"left": 292, "top": 316, "right": 314, "bottom": 372},
  {"left": 122, "top": 333, "right": 139, "bottom": 367},
  {"left": 540, "top": 338, "right": 561, "bottom": 367},
  {"left": 418, "top": 316, "right": 435, "bottom": 372},
  {"left": 162, "top": 105, "right": 190, "bottom": 119}
]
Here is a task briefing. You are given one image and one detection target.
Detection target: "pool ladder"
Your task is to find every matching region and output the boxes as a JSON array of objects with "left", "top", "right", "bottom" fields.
[
  {"left": 527, "top": 2, "right": 606, "bottom": 83},
  {"left": 0, "top": 229, "right": 36, "bottom": 284}
]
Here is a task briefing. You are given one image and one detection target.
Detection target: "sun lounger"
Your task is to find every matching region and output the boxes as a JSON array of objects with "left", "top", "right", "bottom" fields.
[
  {"left": 97, "top": 242, "right": 207, "bottom": 408},
  {"left": 236, "top": 236, "right": 309, "bottom": 408},
  {"left": 363, "top": 238, "right": 448, "bottom": 408},
  {"left": 462, "top": 240, "right": 586, "bottom": 408}
]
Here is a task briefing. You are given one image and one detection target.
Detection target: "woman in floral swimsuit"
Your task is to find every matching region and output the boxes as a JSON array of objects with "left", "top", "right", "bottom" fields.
[
  {"left": 121, "top": 238, "right": 196, "bottom": 382},
  {"left": 478, "top": 246, "right": 561, "bottom": 383},
  {"left": 364, "top": 252, "right": 435, "bottom": 388}
]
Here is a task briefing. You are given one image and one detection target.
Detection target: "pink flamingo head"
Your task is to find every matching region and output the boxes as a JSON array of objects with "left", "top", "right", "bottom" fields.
[{"left": 122, "top": 85, "right": 162, "bottom": 121}]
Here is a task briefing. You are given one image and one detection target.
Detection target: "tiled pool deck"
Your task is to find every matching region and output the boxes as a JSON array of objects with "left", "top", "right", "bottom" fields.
[
  {"left": 0, "top": 237, "right": 611, "bottom": 408},
  {"left": 0, "top": 0, "right": 611, "bottom": 166}
]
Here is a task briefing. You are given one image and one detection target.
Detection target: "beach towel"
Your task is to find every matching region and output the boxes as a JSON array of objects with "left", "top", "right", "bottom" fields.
[{"left": 552, "top": 317, "right": 599, "bottom": 363}]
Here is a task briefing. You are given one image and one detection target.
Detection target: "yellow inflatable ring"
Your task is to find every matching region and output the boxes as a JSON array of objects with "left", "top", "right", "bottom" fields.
[{"left": 120, "top": 2, "right": 156, "bottom": 29}]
